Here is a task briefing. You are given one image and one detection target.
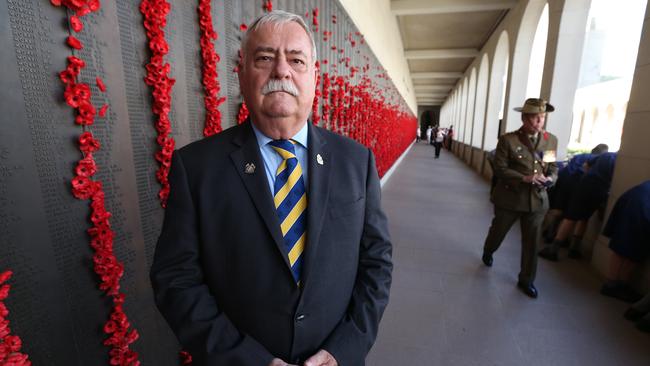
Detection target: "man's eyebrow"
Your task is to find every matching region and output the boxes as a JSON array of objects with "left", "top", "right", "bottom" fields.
[
  {"left": 252, "top": 46, "right": 307, "bottom": 57},
  {"left": 286, "top": 49, "right": 307, "bottom": 57}
]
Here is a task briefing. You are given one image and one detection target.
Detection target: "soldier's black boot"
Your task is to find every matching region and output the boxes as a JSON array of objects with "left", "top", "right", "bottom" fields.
[{"left": 482, "top": 251, "right": 493, "bottom": 267}]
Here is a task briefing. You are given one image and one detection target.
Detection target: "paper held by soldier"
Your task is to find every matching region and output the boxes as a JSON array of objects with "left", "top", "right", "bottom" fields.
[{"left": 542, "top": 150, "right": 557, "bottom": 163}]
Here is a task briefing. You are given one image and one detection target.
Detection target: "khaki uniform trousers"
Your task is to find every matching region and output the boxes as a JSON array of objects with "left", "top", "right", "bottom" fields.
[{"left": 483, "top": 206, "right": 545, "bottom": 285}]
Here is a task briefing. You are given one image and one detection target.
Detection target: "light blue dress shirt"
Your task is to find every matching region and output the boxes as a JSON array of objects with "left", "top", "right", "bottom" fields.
[{"left": 251, "top": 121, "right": 309, "bottom": 194}]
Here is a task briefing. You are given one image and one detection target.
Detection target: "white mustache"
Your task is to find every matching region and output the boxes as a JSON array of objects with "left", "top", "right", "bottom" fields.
[{"left": 261, "top": 79, "right": 299, "bottom": 97}]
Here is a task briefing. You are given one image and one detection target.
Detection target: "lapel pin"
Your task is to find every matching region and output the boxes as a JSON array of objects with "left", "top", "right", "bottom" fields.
[
  {"left": 316, "top": 154, "right": 324, "bottom": 165},
  {"left": 244, "top": 162, "right": 256, "bottom": 174}
]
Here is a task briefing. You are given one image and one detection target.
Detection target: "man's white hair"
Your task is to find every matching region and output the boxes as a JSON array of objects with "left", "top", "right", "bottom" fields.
[{"left": 241, "top": 10, "right": 318, "bottom": 64}]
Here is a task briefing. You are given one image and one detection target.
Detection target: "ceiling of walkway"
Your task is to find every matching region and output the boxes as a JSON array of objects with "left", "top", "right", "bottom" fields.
[{"left": 391, "top": 0, "right": 516, "bottom": 107}]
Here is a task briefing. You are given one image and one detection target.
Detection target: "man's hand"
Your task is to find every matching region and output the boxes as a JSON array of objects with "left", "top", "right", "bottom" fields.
[
  {"left": 523, "top": 174, "right": 549, "bottom": 186},
  {"left": 303, "top": 349, "right": 338, "bottom": 366},
  {"left": 268, "top": 358, "right": 297, "bottom": 366}
]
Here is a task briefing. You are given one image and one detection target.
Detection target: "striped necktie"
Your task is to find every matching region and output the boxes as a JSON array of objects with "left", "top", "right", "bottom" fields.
[{"left": 269, "top": 139, "right": 307, "bottom": 284}]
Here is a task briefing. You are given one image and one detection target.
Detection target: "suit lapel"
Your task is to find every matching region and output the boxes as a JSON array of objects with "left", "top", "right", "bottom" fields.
[
  {"left": 230, "top": 121, "right": 291, "bottom": 271},
  {"left": 302, "top": 124, "right": 332, "bottom": 287}
]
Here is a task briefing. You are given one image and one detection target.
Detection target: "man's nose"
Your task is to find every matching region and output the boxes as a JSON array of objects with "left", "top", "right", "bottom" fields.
[{"left": 272, "top": 57, "right": 291, "bottom": 79}]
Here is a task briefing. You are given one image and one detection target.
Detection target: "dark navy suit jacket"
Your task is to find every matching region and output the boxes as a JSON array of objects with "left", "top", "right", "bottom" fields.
[{"left": 151, "top": 121, "right": 393, "bottom": 365}]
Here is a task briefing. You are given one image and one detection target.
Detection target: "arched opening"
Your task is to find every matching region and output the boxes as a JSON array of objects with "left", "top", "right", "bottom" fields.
[
  {"left": 569, "top": 0, "right": 647, "bottom": 153},
  {"left": 506, "top": 1, "right": 549, "bottom": 132},
  {"left": 459, "top": 78, "right": 469, "bottom": 143},
  {"left": 464, "top": 68, "right": 477, "bottom": 145},
  {"left": 484, "top": 31, "right": 510, "bottom": 151},
  {"left": 472, "top": 54, "right": 490, "bottom": 148},
  {"left": 526, "top": 3, "right": 549, "bottom": 99}
]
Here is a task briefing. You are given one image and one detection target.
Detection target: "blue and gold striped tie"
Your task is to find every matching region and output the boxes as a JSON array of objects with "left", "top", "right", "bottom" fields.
[{"left": 269, "top": 139, "right": 306, "bottom": 284}]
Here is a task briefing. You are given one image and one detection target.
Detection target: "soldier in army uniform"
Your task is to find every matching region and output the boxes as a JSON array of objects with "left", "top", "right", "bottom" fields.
[{"left": 481, "top": 98, "right": 559, "bottom": 298}]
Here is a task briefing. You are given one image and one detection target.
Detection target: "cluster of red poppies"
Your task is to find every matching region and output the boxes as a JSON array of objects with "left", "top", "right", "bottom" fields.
[
  {"left": 308, "top": 14, "right": 416, "bottom": 177},
  {"left": 50, "top": 0, "right": 99, "bottom": 15},
  {"left": 140, "top": 0, "right": 176, "bottom": 207},
  {"left": 52, "top": 1, "right": 143, "bottom": 364},
  {"left": 237, "top": 102, "right": 250, "bottom": 125},
  {"left": 198, "top": 0, "right": 226, "bottom": 137},
  {"left": 0, "top": 271, "right": 30, "bottom": 366}
]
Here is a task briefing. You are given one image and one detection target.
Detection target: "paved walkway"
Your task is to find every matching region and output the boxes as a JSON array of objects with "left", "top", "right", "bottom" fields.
[{"left": 367, "top": 142, "right": 649, "bottom": 365}]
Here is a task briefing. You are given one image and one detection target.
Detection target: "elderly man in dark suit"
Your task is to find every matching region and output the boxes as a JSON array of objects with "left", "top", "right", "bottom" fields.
[
  {"left": 481, "top": 98, "right": 559, "bottom": 298},
  {"left": 150, "top": 10, "right": 393, "bottom": 366}
]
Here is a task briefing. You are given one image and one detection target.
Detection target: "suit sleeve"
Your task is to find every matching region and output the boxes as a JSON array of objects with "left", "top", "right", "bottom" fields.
[
  {"left": 150, "top": 151, "right": 274, "bottom": 366},
  {"left": 493, "top": 136, "right": 525, "bottom": 183},
  {"left": 322, "top": 149, "right": 393, "bottom": 365}
]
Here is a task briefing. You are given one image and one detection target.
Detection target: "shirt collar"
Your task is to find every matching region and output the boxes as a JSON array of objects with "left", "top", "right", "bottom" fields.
[{"left": 251, "top": 120, "right": 309, "bottom": 150}]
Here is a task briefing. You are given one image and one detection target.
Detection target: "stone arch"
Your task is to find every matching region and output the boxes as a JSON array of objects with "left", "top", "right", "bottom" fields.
[
  {"left": 459, "top": 78, "right": 469, "bottom": 142},
  {"left": 472, "top": 54, "right": 490, "bottom": 148},
  {"left": 484, "top": 31, "right": 510, "bottom": 151},
  {"left": 464, "top": 68, "right": 477, "bottom": 144},
  {"left": 506, "top": 0, "right": 549, "bottom": 132}
]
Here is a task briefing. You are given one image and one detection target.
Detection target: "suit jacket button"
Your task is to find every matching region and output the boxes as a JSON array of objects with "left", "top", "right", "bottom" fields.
[{"left": 296, "top": 314, "right": 306, "bottom": 321}]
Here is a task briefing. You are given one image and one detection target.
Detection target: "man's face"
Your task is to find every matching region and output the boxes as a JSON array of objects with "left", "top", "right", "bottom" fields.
[
  {"left": 521, "top": 113, "right": 545, "bottom": 134},
  {"left": 238, "top": 21, "right": 317, "bottom": 128}
]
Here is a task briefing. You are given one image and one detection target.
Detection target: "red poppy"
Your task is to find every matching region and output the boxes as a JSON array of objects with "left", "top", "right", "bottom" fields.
[
  {"left": 76, "top": 101, "right": 96, "bottom": 125},
  {"left": 59, "top": 69, "right": 76, "bottom": 84},
  {"left": 103, "top": 320, "right": 117, "bottom": 334},
  {"left": 67, "top": 55, "right": 85, "bottom": 69},
  {"left": 180, "top": 350, "right": 193, "bottom": 365},
  {"left": 149, "top": 35, "right": 169, "bottom": 54},
  {"left": 64, "top": 83, "right": 91, "bottom": 108},
  {"left": 4, "top": 335, "right": 22, "bottom": 353},
  {"left": 0, "top": 284, "right": 10, "bottom": 301},
  {"left": 79, "top": 131, "right": 100, "bottom": 153},
  {"left": 96, "top": 77, "right": 106, "bottom": 92},
  {"left": 66, "top": 35, "right": 83, "bottom": 49},
  {"left": 76, "top": 155, "right": 97, "bottom": 177},
  {"left": 543, "top": 131, "right": 549, "bottom": 140},
  {"left": 0, "top": 270, "right": 12, "bottom": 284},
  {"left": 0, "top": 318, "right": 10, "bottom": 338},
  {"left": 99, "top": 104, "right": 109, "bottom": 117},
  {"left": 70, "top": 15, "right": 83, "bottom": 32},
  {"left": 71, "top": 175, "right": 96, "bottom": 199},
  {"left": 239, "top": 23, "right": 248, "bottom": 32}
]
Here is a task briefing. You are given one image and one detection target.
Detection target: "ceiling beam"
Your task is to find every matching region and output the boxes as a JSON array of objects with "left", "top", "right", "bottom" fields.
[
  {"left": 391, "top": 0, "right": 517, "bottom": 16},
  {"left": 417, "top": 98, "right": 446, "bottom": 102},
  {"left": 415, "top": 94, "right": 446, "bottom": 98},
  {"left": 414, "top": 85, "right": 454, "bottom": 91},
  {"left": 405, "top": 48, "right": 479, "bottom": 59},
  {"left": 412, "top": 72, "right": 463, "bottom": 79}
]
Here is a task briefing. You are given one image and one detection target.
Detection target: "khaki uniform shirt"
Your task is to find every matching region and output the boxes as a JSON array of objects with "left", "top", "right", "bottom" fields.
[{"left": 490, "top": 128, "right": 559, "bottom": 212}]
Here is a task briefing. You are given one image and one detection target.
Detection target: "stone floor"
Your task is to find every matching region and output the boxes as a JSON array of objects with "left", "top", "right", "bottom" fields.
[{"left": 367, "top": 142, "right": 649, "bottom": 366}]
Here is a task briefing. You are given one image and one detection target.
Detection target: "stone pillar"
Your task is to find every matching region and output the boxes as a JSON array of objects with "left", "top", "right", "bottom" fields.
[
  {"left": 591, "top": 3, "right": 650, "bottom": 291},
  {"left": 542, "top": 0, "right": 592, "bottom": 159}
]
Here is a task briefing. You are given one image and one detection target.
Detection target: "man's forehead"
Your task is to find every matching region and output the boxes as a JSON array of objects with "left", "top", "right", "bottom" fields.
[{"left": 248, "top": 23, "right": 310, "bottom": 44}]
